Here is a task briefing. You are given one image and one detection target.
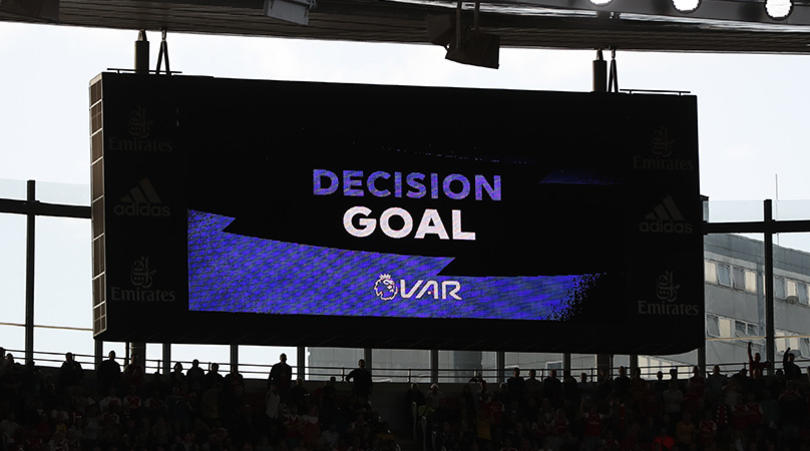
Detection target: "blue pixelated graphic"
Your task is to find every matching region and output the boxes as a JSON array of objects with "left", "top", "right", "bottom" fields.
[{"left": 188, "top": 210, "right": 601, "bottom": 320}]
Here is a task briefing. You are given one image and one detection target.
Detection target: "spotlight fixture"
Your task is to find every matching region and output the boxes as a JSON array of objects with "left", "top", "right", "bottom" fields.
[
  {"left": 672, "top": 0, "right": 700, "bottom": 13},
  {"left": 0, "top": 0, "right": 59, "bottom": 20},
  {"left": 263, "top": 0, "right": 315, "bottom": 25},
  {"left": 589, "top": 0, "right": 613, "bottom": 6},
  {"left": 765, "top": 0, "right": 792, "bottom": 19}
]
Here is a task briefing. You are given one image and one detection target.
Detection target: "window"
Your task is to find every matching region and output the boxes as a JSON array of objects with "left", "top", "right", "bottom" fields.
[
  {"left": 744, "top": 270, "right": 758, "bottom": 293},
  {"left": 735, "top": 321, "right": 747, "bottom": 337},
  {"left": 719, "top": 317, "right": 733, "bottom": 338},
  {"left": 776, "top": 330, "right": 788, "bottom": 353},
  {"left": 705, "top": 261, "right": 717, "bottom": 284},
  {"left": 747, "top": 323, "right": 759, "bottom": 337},
  {"left": 799, "top": 282, "right": 809, "bottom": 305},
  {"left": 730, "top": 267, "right": 744, "bottom": 290},
  {"left": 787, "top": 279, "right": 798, "bottom": 297},
  {"left": 717, "top": 264, "right": 732, "bottom": 287},
  {"left": 706, "top": 315, "right": 719, "bottom": 337},
  {"left": 774, "top": 277, "right": 786, "bottom": 299},
  {"left": 801, "top": 338, "right": 810, "bottom": 358}
]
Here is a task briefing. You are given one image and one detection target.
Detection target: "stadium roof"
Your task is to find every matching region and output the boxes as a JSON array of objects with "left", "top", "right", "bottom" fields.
[{"left": 2, "top": 0, "right": 810, "bottom": 53}]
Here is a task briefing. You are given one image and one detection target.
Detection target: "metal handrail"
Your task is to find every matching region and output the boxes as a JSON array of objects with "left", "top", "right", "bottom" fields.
[{"left": 6, "top": 348, "right": 806, "bottom": 383}]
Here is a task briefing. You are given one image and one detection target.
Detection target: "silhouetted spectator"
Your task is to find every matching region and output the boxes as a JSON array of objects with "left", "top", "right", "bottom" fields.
[
  {"left": 98, "top": 350, "right": 121, "bottom": 394},
  {"left": 562, "top": 370, "right": 580, "bottom": 405},
  {"left": 614, "top": 365, "right": 631, "bottom": 398},
  {"left": 345, "top": 359, "right": 372, "bottom": 402},
  {"left": 544, "top": 368, "right": 563, "bottom": 407},
  {"left": 170, "top": 361, "right": 185, "bottom": 389},
  {"left": 506, "top": 367, "right": 525, "bottom": 401},
  {"left": 748, "top": 342, "right": 766, "bottom": 379},
  {"left": 468, "top": 370, "right": 487, "bottom": 396},
  {"left": 186, "top": 359, "right": 204, "bottom": 391},
  {"left": 783, "top": 347, "right": 802, "bottom": 380},
  {"left": 526, "top": 369, "right": 542, "bottom": 400},
  {"left": 268, "top": 353, "right": 292, "bottom": 401},
  {"left": 204, "top": 362, "right": 224, "bottom": 388},
  {"left": 58, "top": 352, "right": 83, "bottom": 392}
]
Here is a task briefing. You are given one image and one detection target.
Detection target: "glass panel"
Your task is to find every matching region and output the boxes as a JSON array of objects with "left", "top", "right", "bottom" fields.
[
  {"left": 705, "top": 233, "right": 765, "bottom": 368},
  {"left": 440, "top": 350, "right": 486, "bottom": 383},
  {"left": 787, "top": 279, "right": 798, "bottom": 297},
  {"left": 0, "top": 324, "right": 24, "bottom": 356},
  {"left": 145, "top": 343, "right": 163, "bottom": 374},
  {"left": 33, "top": 328, "right": 94, "bottom": 368},
  {"left": 34, "top": 217, "right": 92, "bottom": 328},
  {"left": 745, "top": 270, "right": 758, "bottom": 293},
  {"left": 0, "top": 179, "right": 27, "bottom": 200},
  {"left": 732, "top": 267, "right": 745, "bottom": 290},
  {"left": 706, "top": 315, "right": 719, "bottom": 337},
  {"left": 775, "top": 200, "right": 810, "bottom": 221},
  {"left": 703, "top": 200, "right": 763, "bottom": 223},
  {"left": 799, "top": 282, "right": 809, "bottom": 305},
  {"left": 718, "top": 318, "right": 732, "bottom": 337},
  {"left": 0, "top": 214, "right": 25, "bottom": 326},
  {"left": 570, "top": 354, "right": 597, "bottom": 382},
  {"left": 36, "top": 181, "right": 91, "bottom": 206},
  {"left": 717, "top": 263, "right": 731, "bottom": 287},
  {"left": 801, "top": 338, "right": 810, "bottom": 358},
  {"left": 774, "top": 276, "right": 786, "bottom": 299},
  {"left": 171, "top": 344, "right": 231, "bottom": 374},
  {"left": 240, "top": 345, "right": 297, "bottom": 380},
  {"left": 734, "top": 321, "right": 747, "bottom": 337},
  {"left": 747, "top": 323, "right": 759, "bottom": 337},
  {"left": 372, "top": 348, "right": 431, "bottom": 383},
  {"left": 306, "top": 347, "right": 363, "bottom": 381},
  {"left": 705, "top": 260, "right": 717, "bottom": 284}
]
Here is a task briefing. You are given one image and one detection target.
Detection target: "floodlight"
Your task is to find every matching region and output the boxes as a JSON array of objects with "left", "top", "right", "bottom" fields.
[
  {"left": 0, "top": 0, "right": 59, "bottom": 20},
  {"left": 765, "top": 0, "right": 792, "bottom": 19},
  {"left": 673, "top": 0, "right": 700, "bottom": 13},
  {"left": 263, "top": 0, "right": 315, "bottom": 25},
  {"left": 589, "top": 0, "right": 612, "bottom": 6}
]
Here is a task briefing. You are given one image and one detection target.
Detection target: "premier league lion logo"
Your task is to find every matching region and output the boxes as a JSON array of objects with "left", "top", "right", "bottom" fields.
[{"left": 374, "top": 274, "right": 398, "bottom": 301}]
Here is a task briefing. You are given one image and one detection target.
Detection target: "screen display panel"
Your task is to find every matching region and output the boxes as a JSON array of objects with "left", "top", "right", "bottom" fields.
[{"left": 92, "top": 73, "right": 703, "bottom": 353}]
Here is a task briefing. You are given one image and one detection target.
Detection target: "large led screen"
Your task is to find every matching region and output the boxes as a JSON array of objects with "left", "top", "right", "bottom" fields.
[{"left": 91, "top": 73, "right": 703, "bottom": 353}]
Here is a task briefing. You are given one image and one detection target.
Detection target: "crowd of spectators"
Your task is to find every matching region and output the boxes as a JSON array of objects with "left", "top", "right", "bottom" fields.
[
  {"left": 0, "top": 348, "right": 398, "bottom": 451},
  {"left": 410, "top": 351, "right": 810, "bottom": 451}
]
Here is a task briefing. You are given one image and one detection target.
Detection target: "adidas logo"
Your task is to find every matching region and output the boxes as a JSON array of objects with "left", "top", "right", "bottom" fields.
[
  {"left": 113, "top": 178, "right": 171, "bottom": 217},
  {"left": 638, "top": 195, "right": 693, "bottom": 234}
]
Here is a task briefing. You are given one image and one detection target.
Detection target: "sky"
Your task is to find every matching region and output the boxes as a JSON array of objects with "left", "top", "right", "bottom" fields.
[{"left": 1, "top": 21, "right": 810, "bottom": 374}]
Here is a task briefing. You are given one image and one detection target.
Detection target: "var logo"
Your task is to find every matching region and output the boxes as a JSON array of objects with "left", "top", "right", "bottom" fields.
[{"left": 373, "top": 273, "right": 461, "bottom": 301}]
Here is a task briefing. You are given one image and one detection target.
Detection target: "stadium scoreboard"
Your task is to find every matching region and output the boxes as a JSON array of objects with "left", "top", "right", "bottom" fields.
[{"left": 90, "top": 73, "right": 702, "bottom": 353}]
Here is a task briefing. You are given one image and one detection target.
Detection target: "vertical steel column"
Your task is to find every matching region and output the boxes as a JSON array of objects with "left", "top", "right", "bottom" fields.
[
  {"left": 629, "top": 354, "right": 639, "bottom": 376},
  {"left": 563, "top": 353, "right": 571, "bottom": 374},
  {"left": 135, "top": 30, "right": 149, "bottom": 74},
  {"left": 24, "top": 181, "right": 35, "bottom": 366},
  {"left": 593, "top": 49, "right": 607, "bottom": 93},
  {"left": 94, "top": 340, "right": 103, "bottom": 370},
  {"left": 229, "top": 344, "right": 238, "bottom": 374},
  {"left": 297, "top": 346, "right": 306, "bottom": 380},
  {"left": 363, "top": 347, "right": 372, "bottom": 370},
  {"left": 129, "top": 31, "right": 149, "bottom": 372},
  {"left": 430, "top": 349, "right": 439, "bottom": 384},
  {"left": 162, "top": 343, "right": 171, "bottom": 374},
  {"left": 697, "top": 345, "right": 706, "bottom": 376},
  {"left": 764, "top": 199, "right": 775, "bottom": 375},
  {"left": 592, "top": 51, "right": 611, "bottom": 375},
  {"left": 496, "top": 351, "right": 505, "bottom": 384}
]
